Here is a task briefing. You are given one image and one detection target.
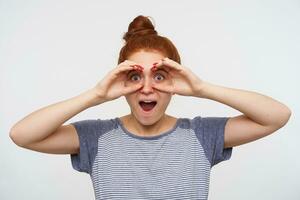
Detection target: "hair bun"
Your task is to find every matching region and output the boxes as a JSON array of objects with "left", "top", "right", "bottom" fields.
[{"left": 123, "top": 15, "right": 157, "bottom": 42}]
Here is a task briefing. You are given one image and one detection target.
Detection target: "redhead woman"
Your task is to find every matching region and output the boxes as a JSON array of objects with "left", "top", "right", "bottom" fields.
[{"left": 10, "top": 15, "right": 291, "bottom": 200}]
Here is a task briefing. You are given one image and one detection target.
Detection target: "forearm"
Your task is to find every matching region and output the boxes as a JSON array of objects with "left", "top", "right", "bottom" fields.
[
  {"left": 197, "top": 81, "right": 291, "bottom": 127},
  {"left": 10, "top": 89, "right": 104, "bottom": 146}
]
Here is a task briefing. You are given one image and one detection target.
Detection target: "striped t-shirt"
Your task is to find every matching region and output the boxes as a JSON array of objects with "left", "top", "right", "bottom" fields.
[{"left": 70, "top": 116, "right": 233, "bottom": 200}]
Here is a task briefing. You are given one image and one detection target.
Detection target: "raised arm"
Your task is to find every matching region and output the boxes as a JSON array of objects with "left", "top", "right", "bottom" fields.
[
  {"left": 9, "top": 89, "right": 103, "bottom": 154},
  {"left": 198, "top": 82, "right": 292, "bottom": 148},
  {"left": 151, "top": 57, "right": 292, "bottom": 148},
  {"left": 9, "top": 60, "right": 144, "bottom": 154}
]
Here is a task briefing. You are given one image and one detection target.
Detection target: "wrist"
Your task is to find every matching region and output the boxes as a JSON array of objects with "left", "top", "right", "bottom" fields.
[
  {"left": 78, "top": 88, "right": 106, "bottom": 108},
  {"left": 194, "top": 81, "right": 212, "bottom": 98}
]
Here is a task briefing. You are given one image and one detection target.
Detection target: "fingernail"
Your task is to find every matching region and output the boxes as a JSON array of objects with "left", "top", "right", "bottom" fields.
[
  {"left": 131, "top": 65, "right": 142, "bottom": 71},
  {"left": 139, "top": 66, "right": 144, "bottom": 70},
  {"left": 136, "top": 65, "right": 143, "bottom": 70},
  {"left": 151, "top": 66, "right": 157, "bottom": 71}
]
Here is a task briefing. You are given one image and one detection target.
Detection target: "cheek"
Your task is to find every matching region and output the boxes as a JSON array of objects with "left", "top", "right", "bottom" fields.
[
  {"left": 125, "top": 94, "right": 135, "bottom": 105},
  {"left": 158, "top": 93, "right": 172, "bottom": 105},
  {"left": 125, "top": 94, "right": 142, "bottom": 110}
]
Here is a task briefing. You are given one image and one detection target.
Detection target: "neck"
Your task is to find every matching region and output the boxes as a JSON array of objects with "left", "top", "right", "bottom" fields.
[{"left": 122, "top": 114, "right": 173, "bottom": 136}]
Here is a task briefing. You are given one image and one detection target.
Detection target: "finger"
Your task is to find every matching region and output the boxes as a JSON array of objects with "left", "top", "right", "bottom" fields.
[
  {"left": 116, "top": 61, "right": 144, "bottom": 73},
  {"left": 130, "top": 64, "right": 144, "bottom": 72},
  {"left": 152, "top": 83, "right": 174, "bottom": 94},
  {"left": 123, "top": 83, "right": 143, "bottom": 95},
  {"left": 113, "top": 65, "right": 136, "bottom": 76},
  {"left": 152, "top": 57, "right": 182, "bottom": 72},
  {"left": 122, "top": 60, "right": 144, "bottom": 70},
  {"left": 119, "top": 60, "right": 144, "bottom": 72}
]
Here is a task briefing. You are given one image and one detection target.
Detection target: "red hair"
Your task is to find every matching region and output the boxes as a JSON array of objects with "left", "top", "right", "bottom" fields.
[{"left": 118, "top": 15, "right": 181, "bottom": 64}]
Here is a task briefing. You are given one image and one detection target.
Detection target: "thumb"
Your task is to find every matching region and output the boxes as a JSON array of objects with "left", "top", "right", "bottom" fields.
[
  {"left": 152, "top": 83, "right": 174, "bottom": 94},
  {"left": 123, "top": 83, "right": 143, "bottom": 95}
]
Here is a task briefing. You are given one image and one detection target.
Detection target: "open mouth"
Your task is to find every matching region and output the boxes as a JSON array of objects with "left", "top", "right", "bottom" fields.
[{"left": 139, "top": 101, "right": 157, "bottom": 112}]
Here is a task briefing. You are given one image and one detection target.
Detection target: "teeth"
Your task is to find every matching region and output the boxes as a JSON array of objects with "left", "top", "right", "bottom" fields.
[{"left": 139, "top": 100, "right": 157, "bottom": 104}]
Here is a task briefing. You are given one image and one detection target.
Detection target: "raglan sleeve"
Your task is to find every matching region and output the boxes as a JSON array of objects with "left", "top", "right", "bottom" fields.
[
  {"left": 192, "top": 116, "right": 233, "bottom": 167},
  {"left": 69, "top": 119, "right": 100, "bottom": 174}
]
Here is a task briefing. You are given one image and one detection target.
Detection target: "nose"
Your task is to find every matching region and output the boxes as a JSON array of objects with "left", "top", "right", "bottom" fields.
[{"left": 140, "top": 77, "right": 154, "bottom": 94}]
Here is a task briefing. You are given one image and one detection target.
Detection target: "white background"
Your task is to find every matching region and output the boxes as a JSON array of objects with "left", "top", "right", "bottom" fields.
[{"left": 1, "top": 0, "right": 299, "bottom": 199}]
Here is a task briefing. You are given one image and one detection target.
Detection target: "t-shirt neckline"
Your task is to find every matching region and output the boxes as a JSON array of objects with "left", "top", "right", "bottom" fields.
[{"left": 115, "top": 117, "right": 181, "bottom": 140}]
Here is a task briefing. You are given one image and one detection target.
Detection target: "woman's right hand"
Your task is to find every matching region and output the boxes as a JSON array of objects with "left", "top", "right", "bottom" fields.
[{"left": 91, "top": 60, "right": 144, "bottom": 104}]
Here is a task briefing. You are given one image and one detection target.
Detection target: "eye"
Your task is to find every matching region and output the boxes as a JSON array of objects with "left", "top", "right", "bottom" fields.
[
  {"left": 129, "top": 73, "right": 141, "bottom": 81},
  {"left": 154, "top": 73, "right": 165, "bottom": 81}
]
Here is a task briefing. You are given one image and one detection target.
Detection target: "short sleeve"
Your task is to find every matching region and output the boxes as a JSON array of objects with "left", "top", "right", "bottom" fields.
[
  {"left": 70, "top": 119, "right": 100, "bottom": 174},
  {"left": 192, "top": 116, "right": 233, "bottom": 168}
]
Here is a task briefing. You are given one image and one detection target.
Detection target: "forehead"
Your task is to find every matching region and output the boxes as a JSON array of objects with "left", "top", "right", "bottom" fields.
[{"left": 127, "top": 50, "right": 165, "bottom": 67}]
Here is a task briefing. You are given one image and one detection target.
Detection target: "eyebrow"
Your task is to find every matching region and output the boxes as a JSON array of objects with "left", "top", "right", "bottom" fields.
[
  {"left": 127, "top": 68, "right": 169, "bottom": 76},
  {"left": 155, "top": 68, "right": 169, "bottom": 74}
]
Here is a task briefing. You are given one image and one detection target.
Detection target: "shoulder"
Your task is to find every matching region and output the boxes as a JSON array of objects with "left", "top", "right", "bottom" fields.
[
  {"left": 71, "top": 117, "right": 118, "bottom": 137},
  {"left": 177, "top": 116, "right": 229, "bottom": 132}
]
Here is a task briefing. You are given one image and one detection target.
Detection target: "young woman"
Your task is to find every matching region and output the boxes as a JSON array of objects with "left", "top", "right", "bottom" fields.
[{"left": 10, "top": 15, "right": 291, "bottom": 199}]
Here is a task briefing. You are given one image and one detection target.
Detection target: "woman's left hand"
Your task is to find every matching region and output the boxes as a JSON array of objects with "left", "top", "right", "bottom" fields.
[{"left": 151, "top": 57, "right": 205, "bottom": 97}]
